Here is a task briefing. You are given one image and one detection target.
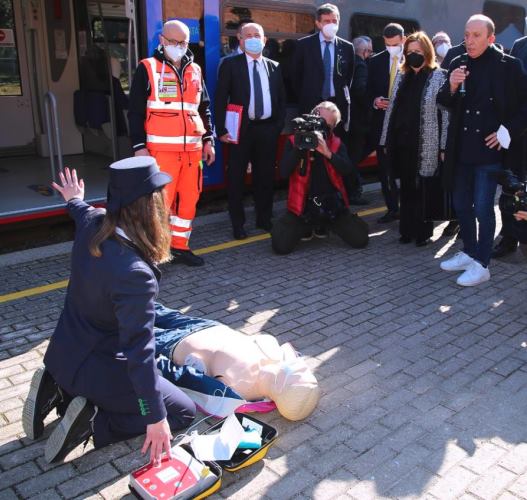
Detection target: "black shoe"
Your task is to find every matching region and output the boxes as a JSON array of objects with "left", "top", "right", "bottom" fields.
[
  {"left": 233, "top": 227, "right": 248, "bottom": 240},
  {"left": 441, "top": 221, "right": 460, "bottom": 237},
  {"left": 23, "top": 368, "right": 67, "bottom": 440},
  {"left": 256, "top": 220, "right": 273, "bottom": 232},
  {"left": 170, "top": 249, "right": 204, "bottom": 267},
  {"left": 491, "top": 237, "right": 519, "bottom": 258},
  {"left": 301, "top": 228, "right": 314, "bottom": 241},
  {"left": 314, "top": 226, "right": 328, "bottom": 239},
  {"left": 399, "top": 236, "right": 412, "bottom": 244},
  {"left": 377, "top": 211, "right": 399, "bottom": 224},
  {"left": 349, "top": 196, "right": 370, "bottom": 206},
  {"left": 416, "top": 239, "right": 431, "bottom": 247},
  {"left": 45, "top": 396, "right": 95, "bottom": 463}
]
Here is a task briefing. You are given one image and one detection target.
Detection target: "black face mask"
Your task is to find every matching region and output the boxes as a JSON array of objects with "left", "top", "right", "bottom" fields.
[{"left": 406, "top": 52, "right": 425, "bottom": 68}]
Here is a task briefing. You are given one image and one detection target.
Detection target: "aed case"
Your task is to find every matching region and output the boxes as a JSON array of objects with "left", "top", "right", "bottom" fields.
[{"left": 129, "top": 413, "right": 278, "bottom": 499}]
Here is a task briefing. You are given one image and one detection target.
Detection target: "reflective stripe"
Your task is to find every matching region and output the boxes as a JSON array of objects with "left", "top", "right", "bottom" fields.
[
  {"left": 147, "top": 134, "right": 202, "bottom": 144},
  {"left": 146, "top": 101, "right": 199, "bottom": 111},
  {"left": 171, "top": 230, "right": 192, "bottom": 239},
  {"left": 170, "top": 216, "right": 192, "bottom": 228}
]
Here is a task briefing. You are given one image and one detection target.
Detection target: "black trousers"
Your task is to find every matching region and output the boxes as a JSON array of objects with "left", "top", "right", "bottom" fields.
[
  {"left": 393, "top": 146, "right": 433, "bottom": 242},
  {"left": 377, "top": 146, "right": 399, "bottom": 213},
  {"left": 227, "top": 121, "right": 280, "bottom": 229},
  {"left": 271, "top": 210, "right": 369, "bottom": 255}
]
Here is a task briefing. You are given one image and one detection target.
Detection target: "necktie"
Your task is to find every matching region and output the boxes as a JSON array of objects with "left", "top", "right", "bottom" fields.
[
  {"left": 388, "top": 55, "right": 398, "bottom": 97},
  {"left": 253, "top": 60, "right": 263, "bottom": 120},
  {"left": 322, "top": 41, "right": 332, "bottom": 99}
]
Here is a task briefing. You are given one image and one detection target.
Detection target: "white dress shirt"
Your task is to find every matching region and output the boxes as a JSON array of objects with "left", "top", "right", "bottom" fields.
[
  {"left": 319, "top": 31, "right": 335, "bottom": 97},
  {"left": 246, "top": 53, "right": 272, "bottom": 120}
]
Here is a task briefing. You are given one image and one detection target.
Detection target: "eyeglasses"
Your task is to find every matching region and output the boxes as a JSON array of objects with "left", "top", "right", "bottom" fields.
[{"left": 162, "top": 35, "right": 189, "bottom": 48}]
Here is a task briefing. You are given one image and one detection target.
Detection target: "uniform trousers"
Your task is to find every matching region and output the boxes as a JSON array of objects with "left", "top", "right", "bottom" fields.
[
  {"left": 150, "top": 149, "right": 203, "bottom": 250},
  {"left": 227, "top": 120, "right": 279, "bottom": 230},
  {"left": 89, "top": 304, "right": 200, "bottom": 448}
]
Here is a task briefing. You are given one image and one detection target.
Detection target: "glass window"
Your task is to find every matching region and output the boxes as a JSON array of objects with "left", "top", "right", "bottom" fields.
[
  {"left": 483, "top": 1, "right": 526, "bottom": 51},
  {"left": 0, "top": 0, "right": 22, "bottom": 96},
  {"left": 350, "top": 14, "right": 420, "bottom": 54}
]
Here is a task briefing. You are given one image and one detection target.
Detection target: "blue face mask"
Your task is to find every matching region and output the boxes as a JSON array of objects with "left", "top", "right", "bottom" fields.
[{"left": 245, "top": 37, "right": 264, "bottom": 55}]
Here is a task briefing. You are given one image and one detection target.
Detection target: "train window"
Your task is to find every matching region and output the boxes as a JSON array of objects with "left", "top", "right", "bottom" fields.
[
  {"left": 0, "top": 0, "right": 22, "bottom": 96},
  {"left": 483, "top": 1, "right": 526, "bottom": 50},
  {"left": 350, "top": 14, "right": 420, "bottom": 54},
  {"left": 92, "top": 17, "right": 129, "bottom": 44}
]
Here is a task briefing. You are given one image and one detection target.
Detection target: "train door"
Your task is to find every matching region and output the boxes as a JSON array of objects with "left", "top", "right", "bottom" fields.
[{"left": 0, "top": 0, "right": 35, "bottom": 154}]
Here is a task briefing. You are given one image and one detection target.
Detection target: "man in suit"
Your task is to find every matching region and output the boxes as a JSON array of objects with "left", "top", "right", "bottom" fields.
[
  {"left": 293, "top": 3, "right": 359, "bottom": 204},
  {"left": 366, "top": 23, "right": 406, "bottom": 223},
  {"left": 492, "top": 34, "right": 527, "bottom": 258},
  {"left": 215, "top": 23, "right": 286, "bottom": 239},
  {"left": 437, "top": 15, "right": 527, "bottom": 286}
]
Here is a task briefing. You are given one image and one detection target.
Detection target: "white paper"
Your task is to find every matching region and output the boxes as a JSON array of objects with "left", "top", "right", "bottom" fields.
[
  {"left": 190, "top": 413, "right": 244, "bottom": 461},
  {"left": 225, "top": 110, "right": 240, "bottom": 143},
  {"left": 497, "top": 125, "right": 511, "bottom": 149}
]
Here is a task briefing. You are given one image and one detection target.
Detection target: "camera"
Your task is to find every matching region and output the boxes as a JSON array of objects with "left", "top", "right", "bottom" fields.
[
  {"left": 498, "top": 170, "right": 527, "bottom": 215},
  {"left": 291, "top": 114, "right": 327, "bottom": 150}
]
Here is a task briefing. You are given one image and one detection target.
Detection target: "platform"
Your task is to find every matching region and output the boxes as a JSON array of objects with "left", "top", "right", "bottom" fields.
[{"left": 0, "top": 193, "right": 527, "bottom": 500}]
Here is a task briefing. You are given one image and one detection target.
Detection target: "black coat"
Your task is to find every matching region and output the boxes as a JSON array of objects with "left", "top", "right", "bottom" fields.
[
  {"left": 511, "top": 36, "right": 527, "bottom": 177},
  {"left": 44, "top": 199, "right": 167, "bottom": 425},
  {"left": 214, "top": 53, "right": 286, "bottom": 139},
  {"left": 350, "top": 55, "right": 369, "bottom": 134},
  {"left": 293, "top": 33, "right": 355, "bottom": 128},
  {"left": 366, "top": 50, "right": 390, "bottom": 147},
  {"left": 441, "top": 42, "right": 466, "bottom": 70},
  {"left": 437, "top": 45, "right": 527, "bottom": 188}
]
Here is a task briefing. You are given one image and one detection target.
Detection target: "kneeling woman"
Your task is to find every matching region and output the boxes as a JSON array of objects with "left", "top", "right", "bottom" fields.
[
  {"left": 23, "top": 160, "right": 196, "bottom": 464},
  {"left": 379, "top": 31, "right": 449, "bottom": 246}
]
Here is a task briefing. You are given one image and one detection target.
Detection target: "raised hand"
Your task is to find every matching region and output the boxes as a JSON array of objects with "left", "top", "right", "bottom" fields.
[{"left": 51, "top": 167, "right": 85, "bottom": 202}]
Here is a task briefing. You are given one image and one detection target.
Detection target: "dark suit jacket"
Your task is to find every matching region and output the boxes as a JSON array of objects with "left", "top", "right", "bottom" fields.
[
  {"left": 366, "top": 50, "right": 391, "bottom": 147},
  {"left": 293, "top": 33, "right": 355, "bottom": 128},
  {"left": 350, "top": 55, "right": 369, "bottom": 134},
  {"left": 511, "top": 36, "right": 527, "bottom": 70},
  {"left": 44, "top": 199, "right": 166, "bottom": 425},
  {"left": 215, "top": 53, "right": 286, "bottom": 139},
  {"left": 437, "top": 45, "right": 527, "bottom": 187},
  {"left": 441, "top": 42, "right": 466, "bottom": 70}
]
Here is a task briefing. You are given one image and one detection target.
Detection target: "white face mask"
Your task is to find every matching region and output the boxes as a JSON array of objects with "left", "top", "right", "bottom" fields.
[
  {"left": 386, "top": 45, "right": 402, "bottom": 58},
  {"left": 164, "top": 45, "right": 186, "bottom": 62},
  {"left": 435, "top": 42, "right": 451, "bottom": 59},
  {"left": 321, "top": 23, "right": 339, "bottom": 40}
]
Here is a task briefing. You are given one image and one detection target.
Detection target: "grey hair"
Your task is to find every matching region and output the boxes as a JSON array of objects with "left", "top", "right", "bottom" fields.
[
  {"left": 240, "top": 22, "right": 265, "bottom": 37},
  {"left": 352, "top": 37, "right": 369, "bottom": 52},
  {"left": 163, "top": 20, "right": 190, "bottom": 39},
  {"left": 312, "top": 100, "right": 341, "bottom": 125}
]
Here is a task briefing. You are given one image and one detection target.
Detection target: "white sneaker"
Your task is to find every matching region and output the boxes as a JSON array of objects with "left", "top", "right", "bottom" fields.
[
  {"left": 456, "top": 261, "right": 490, "bottom": 287},
  {"left": 440, "top": 251, "right": 474, "bottom": 271}
]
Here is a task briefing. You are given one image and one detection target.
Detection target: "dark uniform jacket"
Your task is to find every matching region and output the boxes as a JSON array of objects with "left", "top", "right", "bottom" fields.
[
  {"left": 44, "top": 199, "right": 166, "bottom": 424},
  {"left": 214, "top": 53, "right": 286, "bottom": 139},
  {"left": 128, "top": 48, "right": 214, "bottom": 152},
  {"left": 366, "top": 50, "right": 391, "bottom": 148},
  {"left": 437, "top": 45, "right": 527, "bottom": 188},
  {"left": 293, "top": 33, "right": 355, "bottom": 129}
]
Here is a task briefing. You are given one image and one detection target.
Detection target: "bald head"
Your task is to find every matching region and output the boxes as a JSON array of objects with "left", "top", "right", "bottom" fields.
[
  {"left": 240, "top": 23, "right": 264, "bottom": 39},
  {"left": 465, "top": 14, "right": 496, "bottom": 59}
]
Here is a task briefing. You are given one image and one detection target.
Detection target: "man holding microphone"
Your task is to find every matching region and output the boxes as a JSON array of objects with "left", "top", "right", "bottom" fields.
[{"left": 437, "top": 15, "right": 527, "bottom": 286}]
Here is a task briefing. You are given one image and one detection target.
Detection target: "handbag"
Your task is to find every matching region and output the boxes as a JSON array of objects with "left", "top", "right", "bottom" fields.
[{"left": 421, "top": 163, "right": 455, "bottom": 222}]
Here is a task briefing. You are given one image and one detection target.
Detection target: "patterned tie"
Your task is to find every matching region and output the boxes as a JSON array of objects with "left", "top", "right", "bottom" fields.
[
  {"left": 322, "top": 41, "right": 332, "bottom": 99},
  {"left": 388, "top": 55, "right": 398, "bottom": 97},
  {"left": 253, "top": 60, "right": 264, "bottom": 120}
]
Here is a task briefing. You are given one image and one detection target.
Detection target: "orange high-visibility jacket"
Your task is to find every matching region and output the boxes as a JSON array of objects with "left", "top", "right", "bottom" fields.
[{"left": 142, "top": 57, "right": 206, "bottom": 152}]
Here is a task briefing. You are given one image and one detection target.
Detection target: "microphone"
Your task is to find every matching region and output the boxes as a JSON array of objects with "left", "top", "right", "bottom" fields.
[{"left": 459, "top": 55, "right": 468, "bottom": 95}]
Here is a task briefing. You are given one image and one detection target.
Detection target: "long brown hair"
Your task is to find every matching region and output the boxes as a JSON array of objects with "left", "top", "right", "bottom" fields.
[
  {"left": 401, "top": 31, "right": 438, "bottom": 74},
  {"left": 89, "top": 190, "right": 171, "bottom": 264}
]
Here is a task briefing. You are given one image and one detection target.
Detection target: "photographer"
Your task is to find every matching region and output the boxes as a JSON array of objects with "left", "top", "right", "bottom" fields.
[{"left": 271, "top": 102, "right": 369, "bottom": 255}]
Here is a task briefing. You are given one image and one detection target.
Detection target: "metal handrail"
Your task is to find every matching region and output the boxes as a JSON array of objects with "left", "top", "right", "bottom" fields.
[{"left": 43, "top": 91, "right": 63, "bottom": 187}]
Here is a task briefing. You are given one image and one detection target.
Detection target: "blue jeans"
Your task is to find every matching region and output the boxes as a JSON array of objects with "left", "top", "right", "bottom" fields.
[{"left": 453, "top": 162, "right": 502, "bottom": 266}]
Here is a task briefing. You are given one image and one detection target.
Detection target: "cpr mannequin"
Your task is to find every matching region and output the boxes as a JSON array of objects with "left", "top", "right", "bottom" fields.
[{"left": 171, "top": 325, "right": 320, "bottom": 421}]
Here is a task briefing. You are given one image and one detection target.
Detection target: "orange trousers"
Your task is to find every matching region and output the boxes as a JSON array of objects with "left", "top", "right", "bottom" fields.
[{"left": 150, "top": 149, "right": 203, "bottom": 250}]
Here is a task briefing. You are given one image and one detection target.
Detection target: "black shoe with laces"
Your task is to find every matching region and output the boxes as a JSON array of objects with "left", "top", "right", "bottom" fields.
[
  {"left": 170, "top": 249, "right": 204, "bottom": 267},
  {"left": 45, "top": 396, "right": 96, "bottom": 463},
  {"left": 23, "top": 368, "right": 69, "bottom": 440}
]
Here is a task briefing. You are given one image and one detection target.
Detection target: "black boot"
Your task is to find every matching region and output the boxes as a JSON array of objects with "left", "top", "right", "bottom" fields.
[
  {"left": 23, "top": 368, "right": 70, "bottom": 440},
  {"left": 45, "top": 396, "right": 96, "bottom": 463},
  {"left": 170, "top": 249, "right": 205, "bottom": 267}
]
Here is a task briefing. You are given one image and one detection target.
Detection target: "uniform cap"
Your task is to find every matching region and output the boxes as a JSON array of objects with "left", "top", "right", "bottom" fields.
[{"left": 106, "top": 156, "right": 172, "bottom": 213}]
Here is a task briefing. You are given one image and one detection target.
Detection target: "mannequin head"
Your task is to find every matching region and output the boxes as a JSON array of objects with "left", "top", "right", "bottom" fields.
[{"left": 259, "top": 356, "right": 320, "bottom": 421}]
